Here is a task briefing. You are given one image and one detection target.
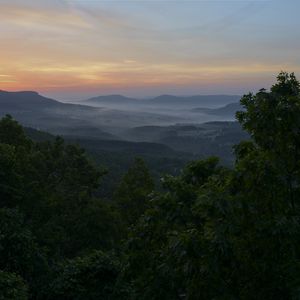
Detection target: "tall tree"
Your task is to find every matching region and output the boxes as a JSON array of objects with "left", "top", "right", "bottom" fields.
[
  {"left": 0, "top": 271, "right": 28, "bottom": 300},
  {"left": 49, "top": 250, "right": 131, "bottom": 300},
  {"left": 125, "top": 73, "right": 300, "bottom": 299},
  {"left": 114, "top": 157, "right": 154, "bottom": 226}
]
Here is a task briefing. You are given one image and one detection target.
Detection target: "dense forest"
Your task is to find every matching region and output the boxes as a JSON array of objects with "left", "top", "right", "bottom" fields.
[{"left": 1, "top": 72, "right": 300, "bottom": 299}]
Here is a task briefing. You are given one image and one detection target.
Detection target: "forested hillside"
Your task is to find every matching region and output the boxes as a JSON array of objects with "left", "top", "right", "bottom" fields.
[{"left": 1, "top": 72, "right": 300, "bottom": 299}]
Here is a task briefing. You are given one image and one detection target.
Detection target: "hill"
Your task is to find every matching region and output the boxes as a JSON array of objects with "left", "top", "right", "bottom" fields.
[
  {"left": 23, "top": 126, "right": 191, "bottom": 197},
  {"left": 0, "top": 90, "right": 100, "bottom": 128},
  {"left": 0, "top": 90, "right": 95, "bottom": 111},
  {"left": 122, "top": 121, "right": 249, "bottom": 165},
  {"left": 0, "top": 91, "right": 187, "bottom": 134}
]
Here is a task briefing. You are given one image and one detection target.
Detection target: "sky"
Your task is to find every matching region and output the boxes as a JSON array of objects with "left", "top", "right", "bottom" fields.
[{"left": 0, "top": 0, "right": 300, "bottom": 100}]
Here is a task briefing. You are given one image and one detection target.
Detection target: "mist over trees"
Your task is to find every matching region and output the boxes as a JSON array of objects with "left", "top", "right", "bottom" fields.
[{"left": 1, "top": 72, "right": 300, "bottom": 299}]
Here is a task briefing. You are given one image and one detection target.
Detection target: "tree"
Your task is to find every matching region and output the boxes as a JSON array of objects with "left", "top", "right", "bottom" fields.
[
  {"left": 0, "top": 208, "right": 48, "bottom": 299},
  {"left": 0, "top": 115, "right": 31, "bottom": 148},
  {"left": 0, "top": 271, "right": 28, "bottom": 300},
  {"left": 0, "top": 116, "right": 125, "bottom": 296},
  {"left": 0, "top": 144, "right": 22, "bottom": 207},
  {"left": 236, "top": 71, "right": 300, "bottom": 208},
  {"left": 114, "top": 157, "right": 154, "bottom": 226},
  {"left": 30, "top": 137, "right": 114, "bottom": 257},
  {"left": 0, "top": 115, "right": 32, "bottom": 208},
  {"left": 125, "top": 157, "right": 228, "bottom": 299},
  {"left": 49, "top": 250, "right": 131, "bottom": 300},
  {"left": 125, "top": 73, "right": 300, "bottom": 299},
  {"left": 0, "top": 115, "right": 118, "bottom": 258}
]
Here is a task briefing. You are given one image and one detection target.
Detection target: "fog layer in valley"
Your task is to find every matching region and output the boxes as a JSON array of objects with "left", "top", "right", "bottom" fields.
[{"left": 0, "top": 91, "right": 246, "bottom": 164}]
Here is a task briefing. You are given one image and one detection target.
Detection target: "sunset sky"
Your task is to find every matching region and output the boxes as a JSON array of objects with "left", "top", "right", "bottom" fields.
[{"left": 1, "top": 0, "right": 300, "bottom": 100}]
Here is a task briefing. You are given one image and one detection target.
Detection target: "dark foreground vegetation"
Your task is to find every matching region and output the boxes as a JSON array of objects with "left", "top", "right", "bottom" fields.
[{"left": 1, "top": 72, "right": 300, "bottom": 299}]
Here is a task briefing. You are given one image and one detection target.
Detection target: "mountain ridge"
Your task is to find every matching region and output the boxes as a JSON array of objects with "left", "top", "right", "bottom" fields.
[{"left": 84, "top": 94, "right": 241, "bottom": 107}]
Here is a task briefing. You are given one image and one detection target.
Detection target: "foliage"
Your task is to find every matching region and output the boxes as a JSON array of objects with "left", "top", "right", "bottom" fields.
[
  {"left": 0, "top": 270, "right": 28, "bottom": 300},
  {"left": 0, "top": 207, "right": 48, "bottom": 299},
  {"left": 125, "top": 157, "right": 231, "bottom": 299},
  {"left": 49, "top": 250, "right": 131, "bottom": 300},
  {"left": 114, "top": 157, "right": 155, "bottom": 226},
  {"left": 0, "top": 115, "right": 125, "bottom": 298},
  {"left": 0, "top": 114, "right": 30, "bottom": 147},
  {"left": 125, "top": 72, "right": 300, "bottom": 299}
]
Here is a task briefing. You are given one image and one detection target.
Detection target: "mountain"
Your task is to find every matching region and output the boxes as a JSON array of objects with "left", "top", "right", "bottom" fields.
[
  {"left": 0, "top": 91, "right": 186, "bottom": 137},
  {"left": 1, "top": 90, "right": 250, "bottom": 178},
  {"left": 0, "top": 90, "right": 116, "bottom": 139},
  {"left": 0, "top": 90, "right": 62, "bottom": 109},
  {"left": 0, "top": 90, "right": 97, "bottom": 112},
  {"left": 83, "top": 94, "right": 241, "bottom": 108},
  {"left": 122, "top": 121, "right": 249, "bottom": 165},
  {"left": 24, "top": 125, "right": 176, "bottom": 156}
]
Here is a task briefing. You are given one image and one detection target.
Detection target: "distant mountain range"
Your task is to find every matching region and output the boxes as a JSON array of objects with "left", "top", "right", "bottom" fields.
[
  {"left": 85, "top": 94, "right": 241, "bottom": 108},
  {"left": 0, "top": 90, "right": 243, "bottom": 141},
  {"left": 0, "top": 91, "right": 188, "bottom": 135},
  {"left": 0, "top": 90, "right": 249, "bottom": 165},
  {"left": 0, "top": 91, "right": 241, "bottom": 112}
]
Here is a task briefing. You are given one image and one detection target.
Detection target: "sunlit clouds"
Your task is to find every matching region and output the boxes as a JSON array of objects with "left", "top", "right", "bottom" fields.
[{"left": 1, "top": 0, "right": 300, "bottom": 99}]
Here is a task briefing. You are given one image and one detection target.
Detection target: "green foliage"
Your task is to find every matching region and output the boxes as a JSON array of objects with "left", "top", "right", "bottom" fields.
[
  {"left": 47, "top": 199, "right": 124, "bottom": 257},
  {"left": 0, "top": 118, "right": 121, "bottom": 257},
  {"left": 114, "top": 157, "right": 154, "bottom": 225},
  {"left": 0, "top": 114, "right": 30, "bottom": 148},
  {"left": 0, "top": 208, "right": 48, "bottom": 299},
  {"left": 49, "top": 250, "right": 131, "bottom": 300},
  {"left": 236, "top": 71, "right": 300, "bottom": 215},
  {"left": 26, "top": 138, "right": 119, "bottom": 257},
  {"left": 125, "top": 72, "right": 300, "bottom": 299},
  {"left": 0, "top": 116, "right": 125, "bottom": 297},
  {"left": 0, "top": 270, "right": 28, "bottom": 300},
  {"left": 236, "top": 72, "right": 300, "bottom": 165},
  {"left": 125, "top": 157, "right": 230, "bottom": 299},
  {"left": 0, "top": 144, "right": 22, "bottom": 206}
]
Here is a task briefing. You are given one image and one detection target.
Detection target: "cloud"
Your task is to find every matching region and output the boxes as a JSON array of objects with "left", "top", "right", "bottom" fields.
[
  {"left": 0, "top": 0, "right": 299, "bottom": 96},
  {"left": 0, "top": 2, "right": 91, "bottom": 31}
]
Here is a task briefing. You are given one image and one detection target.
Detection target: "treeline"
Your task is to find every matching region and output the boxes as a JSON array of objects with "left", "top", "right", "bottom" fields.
[{"left": 1, "top": 72, "right": 300, "bottom": 299}]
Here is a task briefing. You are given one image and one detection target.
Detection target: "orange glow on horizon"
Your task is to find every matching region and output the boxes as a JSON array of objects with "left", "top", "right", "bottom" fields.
[
  {"left": 1, "top": 61, "right": 299, "bottom": 94},
  {"left": 1, "top": 1, "right": 299, "bottom": 97}
]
